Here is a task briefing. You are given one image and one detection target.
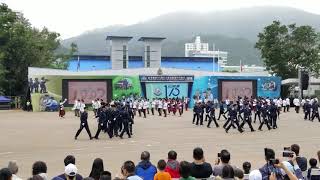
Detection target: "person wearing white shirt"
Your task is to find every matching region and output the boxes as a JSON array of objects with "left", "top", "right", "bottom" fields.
[
  {"left": 133, "top": 100, "right": 137, "bottom": 116},
  {"left": 286, "top": 98, "right": 290, "bottom": 112},
  {"left": 151, "top": 99, "right": 156, "bottom": 115},
  {"left": 142, "top": 100, "right": 148, "bottom": 118},
  {"left": 293, "top": 97, "right": 301, "bottom": 113},
  {"left": 282, "top": 99, "right": 287, "bottom": 112},
  {"left": 92, "top": 99, "right": 99, "bottom": 117},
  {"left": 73, "top": 99, "right": 81, "bottom": 117},
  {"left": 137, "top": 100, "right": 143, "bottom": 117},
  {"left": 79, "top": 100, "right": 86, "bottom": 114},
  {"left": 163, "top": 100, "right": 168, "bottom": 117},
  {"left": 158, "top": 99, "right": 163, "bottom": 116}
]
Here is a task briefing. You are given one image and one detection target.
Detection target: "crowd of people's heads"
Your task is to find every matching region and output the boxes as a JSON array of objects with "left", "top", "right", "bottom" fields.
[{"left": 1, "top": 145, "right": 320, "bottom": 180}]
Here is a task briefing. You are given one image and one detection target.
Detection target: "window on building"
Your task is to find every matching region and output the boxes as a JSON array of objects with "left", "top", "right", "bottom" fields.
[
  {"left": 146, "top": 46, "right": 150, "bottom": 67},
  {"left": 123, "top": 45, "right": 127, "bottom": 68}
]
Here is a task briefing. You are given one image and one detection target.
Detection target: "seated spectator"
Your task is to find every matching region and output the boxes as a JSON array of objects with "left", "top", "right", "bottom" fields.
[
  {"left": 259, "top": 148, "right": 283, "bottom": 180},
  {"left": 122, "top": 161, "right": 143, "bottom": 180},
  {"left": 190, "top": 147, "right": 213, "bottom": 179},
  {"left": 32, "top": 161, "right": 48, "bottom": 180},
  {"left": 64, "top": 164, "right": 79, "bottom": 180},
  {"left": 165, "top": 150, "right": 180, "bottom": 178},
  {"left": 179, "top": 161, "right": 195, "bottom": 180},
  {"left": 27, "top": 175, "right": 45, "bottom": 180},
  {"left": 289, "top": 144, "right": 308, "bottom": 171},
  {"left": 221, "top": 165, "right": 235, "bottom": 180},
  {"left": 307, "top": 158, "right": 319, "bottom": 179},
  {"left": 8, "top": 161, "right": 22, "bottom": 180},
  {"left": 0, "top": 168, "right": 12, "bottom": 180},
  {"left": 154, "top": 160, "right": 171, "bottom": 180},
  {"left": 135, "top": 151, "right": 157, "bottom": 180},
  {"left": 89, "top": 158, "right": 104, "bottom": 180},
  {"left": 99, "top": 171, "right": 112, "bottom": 180},
  {"left": 54, "top": 155, "right": 83, "bottom": 180},
  {"left": 248, "top": 170, "right": 262, "bottom": 180},
  {"left": 243, "top": 162, "right": 251, "bottom": 175},
  {"left": 213, "top": 149, "right": 243, "bottom": 178}
]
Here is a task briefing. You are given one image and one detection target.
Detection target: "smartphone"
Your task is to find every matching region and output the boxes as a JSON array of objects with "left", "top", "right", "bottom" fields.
[
  {"left": 269, "top": 159, "right": 279, "bottom": 165},
  {"left": 284, "top": 147, "right": 291, "bottom": 151},
  {"left": 283, "top": 151, "right": 294, "bottom": 158}
]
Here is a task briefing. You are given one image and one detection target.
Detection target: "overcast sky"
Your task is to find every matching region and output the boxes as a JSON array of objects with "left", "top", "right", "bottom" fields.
[{"left": 2, "top": 0, "right": 320, "bottom": 39}]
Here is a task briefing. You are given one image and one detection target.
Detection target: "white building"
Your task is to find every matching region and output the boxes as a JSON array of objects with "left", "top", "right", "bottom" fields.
[{"left": 185, "top": 36, "right": 228, "bottom": 67}]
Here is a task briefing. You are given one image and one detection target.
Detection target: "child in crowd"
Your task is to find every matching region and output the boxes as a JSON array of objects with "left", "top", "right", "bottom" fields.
[
  {"left": 154, "top": 160, "right": 171, "bottom": 180},
  {"left": 307, "top": 158, "right": 319, "bottom": 179},
  {"left": 179, "top": 161, "right": 195, "bottom": 180}
]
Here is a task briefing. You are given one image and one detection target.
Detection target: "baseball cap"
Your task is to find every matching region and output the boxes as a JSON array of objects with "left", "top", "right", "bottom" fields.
[{"left": 65, "top": 164, "right": 78, "bottom": 176}]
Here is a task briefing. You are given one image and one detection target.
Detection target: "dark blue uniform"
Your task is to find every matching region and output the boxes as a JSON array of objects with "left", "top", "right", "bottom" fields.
[
  {"left": 224, "top": 105, "right": 243, "bottom": 133},
  {"left": 75, "top": 111, "right": 92, "bottom": 140},
  {"left": 119, "top": 108, "right": 133, "bottom": 138},
  {"left": 94, "top": 108, "right": 107, "bottom": 139},
  {"left": 311, "top": 102, "right": 320, "bottom": 121},
  {"left": 269, "top": 103, "right": 278, "bottom": 129},
  {"left": 207, "top": 103, "right": 219, "bottom": 128},
  {"left": 240, "top": 105, "right": 255, "bottom": 132},
  {"left": 217, "top": 103, "right": 227, "bottom": 120},
  {"left": 254, "top": 103, "right": 262, "bottom": 123},
  {"left": 258, "top": 104, "right": 271, "bottom": 130},
  {"left": 304, "top": 103, "right": 311, "bottom": 120}
]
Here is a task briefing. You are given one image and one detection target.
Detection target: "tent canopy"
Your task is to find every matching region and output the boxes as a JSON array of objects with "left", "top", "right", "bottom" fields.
[{"left": 0, "top": 96, "right": 11, "bottom": 103}]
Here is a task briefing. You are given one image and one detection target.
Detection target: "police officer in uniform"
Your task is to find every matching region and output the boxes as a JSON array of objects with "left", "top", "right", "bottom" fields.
[
  {"left": 240, "top": 103, "right": 255, "bottom": 132},
  {"left": 207, "top": 101, "right": 219, "bottom": 128},
  {"left": 269, "top": 102, "right": 278, "bottom": 129},
  {"left": 254, "top": 101, "right": 262, "bottom": 123},
  {"left": 258, "top": 103, "right": 271, "bottom": 131},
  {"left": 225, "top": 104, "right": 243, "bottom": 133},
  {"left": 75, "top": 107, "right": 93, "bottom": 140},
  {"left": 119, "top": 106, "right": 132, "bottom": 139},
  {"left": 94, "top": 106, "right": 107, "bottom": 139},
  {"left": 303, "top": 100, "right": 311, "bottom": 121},
  {"left": 311, "top": 100, "right": 320, "bottom": 121},
  {"left": 217, "top": 101, "right": 227, "bottom": 120}
]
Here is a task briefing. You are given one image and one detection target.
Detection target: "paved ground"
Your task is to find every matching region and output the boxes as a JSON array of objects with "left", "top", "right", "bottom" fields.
[{"left": 0, "top": 109, "right": 319, "bottom": 179}]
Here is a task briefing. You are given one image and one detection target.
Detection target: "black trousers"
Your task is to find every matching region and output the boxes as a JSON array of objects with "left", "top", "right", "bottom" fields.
[
  {"left": 223, "top": 118, "right": 236, "bottom": 129},
  {"left": 295, "top": 106, "right": 300, "bottom": 113},
  {"left": 151, "top": 108, "right": 154, "bottom": 115},
  {"left": 205, "top": 113, "right": 210, "bottom": 121},
  {"left": 311, "top": 112, "right": 320, "bottom": 121},
  {"left": 120, "top": 122, "right": 131, "bottom": 138},
  {"left": 254, "top": 111, "right": 261, "bottom": 123},
  {"left": 158, "top": 108, "right": 162, "bottom": 116},
  {"left": 304, "top": 111, "right": 310, "bottom": 120},
  {"left": 163, "top": 109, "right": 167, "bottom": 117},
  {"left": 107, "top": 122, "right": 114, "bottom": 138},
  {"left": 138, "top": 109, "right": 142, "bottom": 117},
  {"left": 218, "top": 110, "right": 227, "bottom": 120},
  {"left": 142, "top": 109, "right": 146, "bottom": 118},
  {"left": 196, "top": 113, "right": 203, "bottom": 125},
  {"left": 207, "top": 115, "right": 219, "bottom": 128},
  {"left": 258, "top": 116, "right": 271, "bottom": 130},
  {"left": 240, "top": 117, "right": 255, "bottom": 131},
  {"left": 271, "top": 115, "right": 277, "bottom": 128},
  {"left": 225, "top": 118, "right": 243, "bottom": 133},
  {"left": 94, "top": 123, "right": 105, "bottom": 138},
  {"left": 75, "top": 123, "right": 92, "bottom": 139}
]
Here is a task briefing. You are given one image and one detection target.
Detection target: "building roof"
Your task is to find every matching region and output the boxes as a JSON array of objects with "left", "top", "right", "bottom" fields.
[
  {"left": 29, "top": 67, "right": 270, "bottom": 77},
  {"left": 106, "top": 36, "right": 133, "bottom": 40},
  {"left": 138, "top": 37, "right": 166, "bottom": 41}
]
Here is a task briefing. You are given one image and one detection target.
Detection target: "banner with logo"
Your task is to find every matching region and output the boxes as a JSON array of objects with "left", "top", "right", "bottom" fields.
[{"left": 145, "top": 83, "right": 188, "bottom": 99}]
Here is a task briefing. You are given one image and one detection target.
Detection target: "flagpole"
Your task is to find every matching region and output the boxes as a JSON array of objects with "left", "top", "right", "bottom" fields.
[{"left": 240, "top": 59, "right": 242, "bottom": 72}]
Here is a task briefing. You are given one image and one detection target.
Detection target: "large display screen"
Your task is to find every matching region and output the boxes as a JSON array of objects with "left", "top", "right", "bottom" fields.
[
  {"left": 146, "top": 83, "right": 188, "bottom": 99},
  {"left": 67, "top": 81, "right": 108, "bottom": 104},
  {"left": 220, "top": 80, "right": 256, "bottom": 101}
]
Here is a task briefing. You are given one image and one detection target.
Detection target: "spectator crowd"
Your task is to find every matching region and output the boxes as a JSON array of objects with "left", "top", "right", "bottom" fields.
[{"left": 1, "top": 144, "right": 320, "bottom": 180}]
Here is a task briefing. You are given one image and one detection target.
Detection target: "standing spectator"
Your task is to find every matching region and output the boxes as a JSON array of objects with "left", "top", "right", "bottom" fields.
[
  {"left": 213, "top": 150, "right": 242, "bottom": 177},
  {"left": 307, "top": 158, "right": 319, "bottom": 180},
  {"left": 190, "top": 147, "right": 213, "bottom": 179},
  {"left": 165, "top": 150, "right": 180, "bottom": 178},
  {"left": 154, "top": 160, "right": 171, "bottom": 180},
  {"left": 122, "top": 161, "right": 143, "bottom": 180},
  {"left": 32, "top": 161, "right": 48, "bottom": 180},
  {"left": 289, "top": 144, "right": 308, "bottom": 171},
  {"left": 7, "top": 161, "right": 22, "bottom": 180},
  {"left": 136, "top": 151, "right": 157, "bottom": 180},
  {"left": 259, "top": 148, "right": 283, "bottom": 180},
  {"left": 89, "top": 158, "right": 104, "bottom": 180},
  {"left": 179, "top": 161, "right": 195, "bottom": 180},
  {"left": 0, "top": 168, "right": 12, "bottom": 180},
  {"left": 53, "top": 155, "right": 83, "bottom": 180}
]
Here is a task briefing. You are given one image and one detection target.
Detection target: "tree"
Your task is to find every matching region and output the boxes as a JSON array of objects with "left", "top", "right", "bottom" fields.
[
  {"left": 0, "top": 3, "right": 74, "bottom": 96},
  {"left": 255, "top": 21, "right": 320, "bottom": 79}
]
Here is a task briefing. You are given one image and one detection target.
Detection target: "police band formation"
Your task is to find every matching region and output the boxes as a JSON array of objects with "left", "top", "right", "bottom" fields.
[
  {"left": 73, "top": 98, "right": 189, "bottom": 140},
  {"left": 192, "top": 96, "right": 320, "bottom": 133}
]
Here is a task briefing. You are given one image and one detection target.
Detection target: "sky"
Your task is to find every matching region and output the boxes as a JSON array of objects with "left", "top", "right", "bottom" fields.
[{"left": 2, "top": 0, "right": 320, "bottom": 39}]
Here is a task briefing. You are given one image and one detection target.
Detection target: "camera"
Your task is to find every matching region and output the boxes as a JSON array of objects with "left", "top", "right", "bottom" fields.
[
  {"left": 283, "top": 151, "right": 294, "bottom": 158},
  {"left": 218, "top": 153, "right": 221, "bottom": 157},
  {"left": 269, "top": 159, "right": 279, "bottom": 165},
  {"left": 284, "top": 147, "right": 291, "bottom": 151}
]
